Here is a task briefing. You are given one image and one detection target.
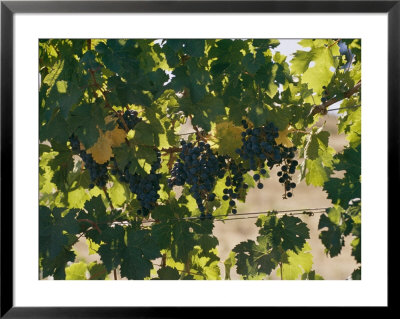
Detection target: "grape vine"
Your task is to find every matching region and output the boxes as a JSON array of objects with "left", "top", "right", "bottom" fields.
[{"left": 39, "top": 38, "right": 361, "bottom": 281}]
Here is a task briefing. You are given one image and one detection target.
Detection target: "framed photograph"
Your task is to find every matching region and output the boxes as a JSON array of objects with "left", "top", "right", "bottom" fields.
[{"left": 1, "top": 0, "right": 395, "bottom": 316}]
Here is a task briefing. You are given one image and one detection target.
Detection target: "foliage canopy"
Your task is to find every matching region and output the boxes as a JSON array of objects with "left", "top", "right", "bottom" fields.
[{"left": 39, "top": 38, "right": 361, "bottom": 280}]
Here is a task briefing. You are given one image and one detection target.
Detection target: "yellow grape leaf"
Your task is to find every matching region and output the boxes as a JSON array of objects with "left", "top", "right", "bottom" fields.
[
  {"left": 86, "top": 131, "right": 113, "bottom": 164},
  {"left": 86, "top": 127, "right": 126, "bottom": 164},
  {"left": 275, "top": 125, "right": 294, "bottom": 147},
  {"left": 106, "top": 127, "right": 126, "bottom": 147},
  {"left": 214, "top": 121, "right": 244, "bottom": 158}
]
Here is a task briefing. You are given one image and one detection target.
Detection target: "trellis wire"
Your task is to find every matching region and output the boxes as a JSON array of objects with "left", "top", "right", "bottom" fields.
[
  {"left": 327, "top": 104, "right": 361, "bottom": 112},
  {"left": 125, "top": 207, "right": 330, "bottom": 226}
]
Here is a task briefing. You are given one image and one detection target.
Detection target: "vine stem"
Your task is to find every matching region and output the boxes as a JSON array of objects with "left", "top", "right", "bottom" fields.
[
  {"left": 179, "top": 258, "right": 192, "bottom": 279},
  {"left": 89, "top": 267, "right": 108, "bottom": 280},
  {"left": 154, "top": 264, "right": 199, "bottom": 277},
  {"left": 88, "top": 68, "right": 130, "bottom": 132},
  {"left": 279, "top": 262, "right": 283, "bottom": 280},
  {"left": 309, "top": 80, "right": 361, "bottom": 117},
  {"left": 161, "top": 254, "right": 167, "bottom": 268},
  {"left": 188, "top": 115, "right": 207, "bottom": 143},
  {"left": 160, "top": 146, "right": 182, "bottom": 154},
  {"left": 77, "top": 219, "right": 102, "bottom": 234},
  {"left": 113, "top": 269, "right": 118, "bottom": 280},
  {"left": 102, "top": 186, "right": 114, "bottom": 210},
  {"left": 328, "top": 38, "right": 341, "bottom": 49}
]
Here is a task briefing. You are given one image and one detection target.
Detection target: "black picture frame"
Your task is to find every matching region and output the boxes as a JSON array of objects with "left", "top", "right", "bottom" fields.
[{"left": 1, "top": 0, "right": 395, "bottom": 317}]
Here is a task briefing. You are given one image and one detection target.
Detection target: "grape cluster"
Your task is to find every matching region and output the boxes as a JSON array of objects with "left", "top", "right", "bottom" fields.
[
  {"left": 222, "top": 161, "right": 249, "bottom": 214},
  {"left": 276, "top": 146, "right": 298, "bottom": 198},
  {"left": 69, "top": 135, "right": 109, "bottom": 188},
  {"left": 168, "top": 140, "right": 226, "bottom": 218},
  {"left": 118, "top": 109, "right": 142, "bottom": 130},
  {"left": 81, "top": 152, "right": 109, "bottom": 188},
  {"left": 130, "top": 155, "right": 162, "bottom": 216},
  {"left": 111, "top": 153, "right": 162, "bottom": 216},
  {"left": 236, "top": 120, "right": 298, "bottom": 198},
  {"left": 236, "top": 121, "right": 282, "bottom": 171}
]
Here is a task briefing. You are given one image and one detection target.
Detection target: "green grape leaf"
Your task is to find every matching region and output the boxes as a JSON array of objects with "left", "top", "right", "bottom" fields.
[
  {"left": 257, "top": 214, "right": 310, "bottom": 252},
  {"left": 279, "top": 215, "right": 310, "bottom": 252},
  {"left": 120, "top": 248, "right": 153, "bottom": 280},
  {"left": 189, "top": 248, "right": 221, "bottom": 280},
  {"left": 277, "top": 243, "right": 313, "bottom": 280},
  {"left": 242, "top": 51, "right": 265, "bottom": 74},
  {"left": 40, "top": 111, "right": 72, "bottom": 144},
  {"left": 131, "top": 121, "right": 155, "bottom": 146},
  {"left": 39, "top": 206, "right": 80, "bottom": 260},
  {"left": 152, "top": 200, "right": 214, "bottom": 262},
  {"left": 197, "top": 235, "right": 219, "bottom": 253},
  {"left": 185, "top": 39, "right": 205, "bottom": 57},
  {"left": 224, "top": 251, "right": 236, "bottom": 280},
  {"left": 65, "top": 261, "right": 87, "bottom": 280},
  {"left": 247, "top": 103, "right": 270, "bottom": 128},
  {"left": 48, "top": 81, "right": 83, "bottom": 119},
  {"left": 112, "top": 144, "right": 138, "bottom": 172},
  {"left": 97, "top": 225, "right": 126, "bottom": 271},
  {"left": 127, "top": 228, "right": 161, "bottom": 261},
  {"left": 342, "top": 111, "right": 361, "bottom": 148},
  {"left": 171, "top": 221, "right": 199, "bottom": 262},
  {"left": 305, "top": 158, "right": 331, "bottom": 186},
  {"left": 83, "top": 195, "right": 107, "bottom": 223},
  {"left": 233, "top": 235, "right": 278, "bottom": 279},
  {"left": 39, "top": 206, "right": 79, "bottom": 279},
  {"left": 43, "top": 60, "right": 64, "bottom": 89},
  {"left": 180, "top": 95, "right": 225, "bottom": 131},
  {"left": 120, "top": 228, "right": 160, "bottom": 280},
  {"left": 41, "top": 248, "right": 76, "bottom": 280},
  {"left": 305, "top": 133, "right": 319, "bottom": 160},
  {"left": 156, "top": 266, "right": 180, "bottom": 280},
  {"left": 351, "top": 267, "right": 361, "bottom": 280},
  {"left": 69, "top": 104, "right": 106, "bottom": 149},
  {"left": 323, "top": 145, "right": 361, "bottom": 208},
  {"left": 88, "top": 262, "right": 109, "bottom": 280},
  {"left": 108, "top": 176, "right": 129, "bottom": 207},
  {"left": 324, "top": 177, "right": 360, "bottom": 208},
  {"left": 68, "top": 187, "right": 90, "bottom": 209},
  {"left": 318, "top": 214, "right": 345, "bottom": 257},
  {"left": 291, "top": 40, "right": 339, "bottom": 95}
]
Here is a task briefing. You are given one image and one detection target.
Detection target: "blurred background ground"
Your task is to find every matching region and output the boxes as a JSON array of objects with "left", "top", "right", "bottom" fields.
[{"left": 71, "top": 114, "right": 358, "bottom": 280}]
